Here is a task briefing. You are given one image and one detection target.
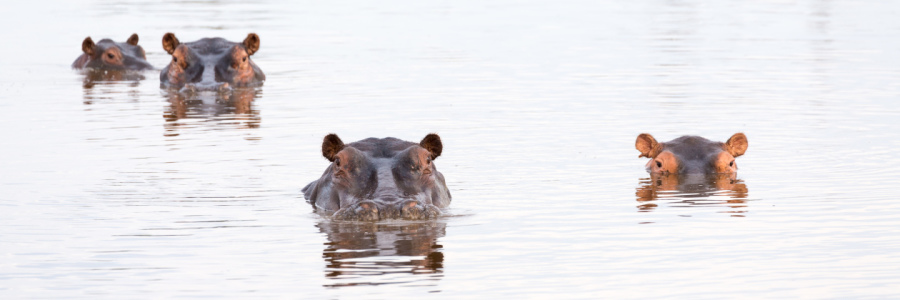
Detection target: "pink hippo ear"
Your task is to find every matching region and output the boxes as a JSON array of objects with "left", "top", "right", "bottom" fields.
[
  {"left": 635, "top": 133, "right": 662, "bottom": 158},
  {"left": 162, "top": 32, "right": 180, "bottom": 55},
  {"left": 724, "top": 133, "right": 748, "bottom": 157},
  {"left": 82, "top": 37, "right": 95, "bottom": 56},
  {"left": 322, "top": 134, "right": 345, "bottom": 162},
  {"left": 126, "top": 33, "right": 139, "bottom": 46},
  {"left": 243, "top": 33, "right": 260, "bottom": 56},
  {"left": 419, "top": 133, "right": 443, "bottom": 160}
]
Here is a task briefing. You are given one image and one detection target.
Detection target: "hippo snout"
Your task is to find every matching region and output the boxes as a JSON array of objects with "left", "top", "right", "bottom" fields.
[
  {"left": 374, "top": 195, "right": 402, "bottom": 203},
  {"left": 122, "top": 56, "right": 154, "bottom": 71},
  {"left": 180, "top": 82, "right": 232, "bottom": 93},
  {"left": 331, "top": 200, "right": 442, "bottom": 221}
]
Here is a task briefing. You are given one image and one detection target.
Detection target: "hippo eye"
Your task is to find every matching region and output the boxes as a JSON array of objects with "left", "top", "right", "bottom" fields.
[
  {"left": 173, "top": 57, "right": 178, "bottom": 63},
  {"left": 107, "top": 53, "right": 115, "bottom": 59},
  {"left": 242, "top": 57, "right": 247, "bottom": 62},
  {"left": 656, "top": 161, "right": 662, "bottom": 168},
  {"left": 334, "top": 158, "right": 341, "bottom": 167},
  {"left": 729, "top": 161, "right": 735, "bottom": 167}
]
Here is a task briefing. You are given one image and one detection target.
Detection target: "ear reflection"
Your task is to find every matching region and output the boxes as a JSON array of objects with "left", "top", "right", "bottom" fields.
[
  {"left": 163, "top": 88, "right": 261, "bottom": 135},
  {"left": 316, "top": 220, "right": 445, "bottom": 288},
  {"left": 636, "top": 173, "right": 749, "bottom": 217}
]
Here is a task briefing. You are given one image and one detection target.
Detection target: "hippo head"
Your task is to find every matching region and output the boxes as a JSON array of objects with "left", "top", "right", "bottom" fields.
[
  {"left": 636, "top": 133, "right": 748, "bottom": 174},
  {"left": 160, "top": 33, "right": 265, "bottom": 92},
  {"left": 72, "top": 34, "right": 153, "bottom": 70},
  {"left": 303, "top": 134, "right": 452, "bottom": 221}
]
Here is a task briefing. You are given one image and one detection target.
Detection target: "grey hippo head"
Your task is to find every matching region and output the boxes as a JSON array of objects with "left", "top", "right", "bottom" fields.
[
  {"left": 72, "top": 34, "right": 153, "bottom": 71},
  {"left": 160, "top": 33, "right": 265, "bottom": 93},
  {"left": 303, "top": 134, "right": 452, "bottom": 221},
  {"left": 636, "top": 133, "right": 748, "bottom": 174}
]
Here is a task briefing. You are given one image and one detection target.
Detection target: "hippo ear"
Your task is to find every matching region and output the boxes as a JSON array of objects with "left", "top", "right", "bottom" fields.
[
  {"left": 162, "top": 32, "right": 180, "bottom": 55},
  {"left": 419, "top": 133, "right": 443, "bottom": 160},
  {"left": 243, "top": 33, "right": 260, "bottom": 56},
  {"left": 322, "top": 134, "right": 345, "bottom": 162},
  {"left": 724, "top": 133, "right": 748, "bottom": 157},
  {"left": 126, "top": 33, "right": 139, "bottom": 46},
  {"left": 82, "top": 37, "right": 95, "bottom": 56},
  {"left": 636, "top": 133, "right": 662, "bottom": 158}
]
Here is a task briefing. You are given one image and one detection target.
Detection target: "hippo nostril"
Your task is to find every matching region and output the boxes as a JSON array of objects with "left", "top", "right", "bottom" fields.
[
  {"left": 217, "top": 83, "right": 232, "bottom": 93},
  {"left": 180, "top": 83, "right": 198, "bottom": 93},
  {"left": 376, "top": 195, "right": 399, "bottom": 202},
  {"left": 181, "top": 82, "right": 230, "bottom": 93}
]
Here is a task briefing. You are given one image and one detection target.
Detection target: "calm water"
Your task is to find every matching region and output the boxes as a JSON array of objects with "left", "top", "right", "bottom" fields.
[{"left": 2, "top": 0, "right": 900, "bottom": 298}]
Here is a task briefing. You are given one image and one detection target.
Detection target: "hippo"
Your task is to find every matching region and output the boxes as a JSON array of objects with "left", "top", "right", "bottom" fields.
[
  {"left": 303, "top": 134, "right": 452, "bottom": 221},
  {"left": 160, "top": 33, "right": 265, "bottom": 92},
  {"left": 635, "top": 133, "right": 748, "bottom": 174},
  {"left": 72, "top": 34, "right": 153, "bottom": 70}
]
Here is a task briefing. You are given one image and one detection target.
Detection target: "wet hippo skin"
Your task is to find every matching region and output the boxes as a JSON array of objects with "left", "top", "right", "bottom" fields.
[
  {"left": 72, "top": 34, "right": 153, "bottom": 70},
  {"left": 303, "top": 134, "right": 452, "bottom": 221},
  {"left": 160, "top": 33, "right": 265, "bottom": 92},
  {"left": 636, "top": 133, "right": 748, "bottom": 174}
]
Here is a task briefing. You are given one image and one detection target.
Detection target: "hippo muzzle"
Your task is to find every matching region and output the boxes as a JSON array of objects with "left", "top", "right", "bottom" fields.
[{"left": 179, "top": 63, "right": 233, "bottom": 93}]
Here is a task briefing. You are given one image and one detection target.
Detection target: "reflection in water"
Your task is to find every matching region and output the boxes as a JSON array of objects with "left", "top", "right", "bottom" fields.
[
  {"left": 163, "top": 88, "right": 261, "bottom": 135},
  {"left": 81, "top": 70, "right": 145, "bottom": 104},
  {"left": 636, "top": 173, "right": 749, "bottom": 217},
  {"left": 317, "top": 220, "right": 445, "bottom": 288}
]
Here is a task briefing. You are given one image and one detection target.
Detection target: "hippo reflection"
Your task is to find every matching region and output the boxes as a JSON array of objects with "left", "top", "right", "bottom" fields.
[
  {"left": 160, "top": 33, "right": 265, "bottom": 92},
  {"left": 303, "top": 134, "right": 452, "bottom": 221},
  {"left": 636, "top": 133, "right": 748, "bottom": 174},
  {"left": 636, "top": 173, "right": 749, "bottom": 216},
  {"left": 82, "top": 79, "right": 141, "bottom": 105},
  {"left": 72, "top": 34, "right": 154, "bottom": 71},
  {"left": 163, "top": 88, "right": 260, "bottom": 134},
  {"left": 318, "top": 221, "right": 445, "bottom": 287}
]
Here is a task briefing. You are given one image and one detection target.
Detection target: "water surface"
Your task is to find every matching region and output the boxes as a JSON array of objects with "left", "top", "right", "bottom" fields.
[{"left": 2, "top": 0, "right": 900, "bottom": 298}]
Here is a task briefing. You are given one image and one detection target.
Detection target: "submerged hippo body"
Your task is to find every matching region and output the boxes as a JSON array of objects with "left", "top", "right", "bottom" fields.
[
  {"left": 303, "top": 134, "right": 452, "bottom": 221},
  {"left": 635, "top": 133, "right": 748, "bottom": 174},
  {"left": 72, "top": 34, "right": 153, "bottom": 70},
  {"left": 160, "top": 33, "right": 265, "bottom": 92}
]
